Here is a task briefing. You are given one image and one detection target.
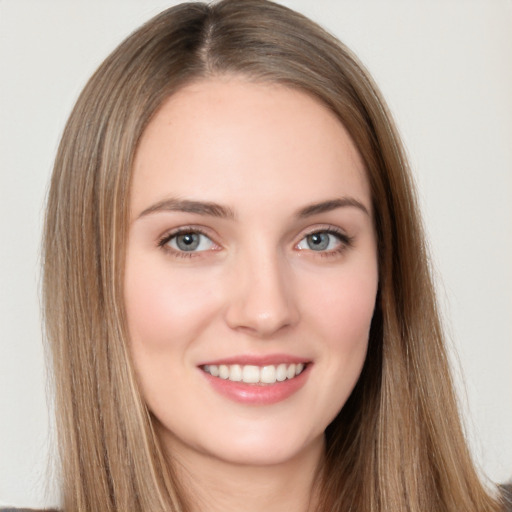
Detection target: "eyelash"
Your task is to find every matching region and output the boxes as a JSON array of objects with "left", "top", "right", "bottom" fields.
[
  {"left": 157, "top": 226, "right": 215, "bottom": 259},
  {"left": 302, "top": 227, "right": 354, "bottom": 258},
  {"left": 157, "top": 225, "right": 354, "bottom": 259}
]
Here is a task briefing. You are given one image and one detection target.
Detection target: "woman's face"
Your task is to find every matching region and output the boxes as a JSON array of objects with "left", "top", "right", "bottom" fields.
[{"left": 125, "top": 78, "right": 378, "bottom": 467}]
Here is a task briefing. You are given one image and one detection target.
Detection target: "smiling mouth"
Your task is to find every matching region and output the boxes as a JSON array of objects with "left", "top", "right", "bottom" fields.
[{"left": 201, "top": 363, "right": 307, "bottom": 385}]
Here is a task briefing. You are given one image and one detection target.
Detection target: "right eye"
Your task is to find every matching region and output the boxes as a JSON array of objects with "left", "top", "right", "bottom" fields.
[{"left": 159, "top": 230, "right": 217, "bottom": 254}]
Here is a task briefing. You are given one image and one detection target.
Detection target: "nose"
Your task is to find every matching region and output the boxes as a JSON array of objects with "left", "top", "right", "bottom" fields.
[{"left": 224, "top": 250, "right": 300, "bottom": 337}]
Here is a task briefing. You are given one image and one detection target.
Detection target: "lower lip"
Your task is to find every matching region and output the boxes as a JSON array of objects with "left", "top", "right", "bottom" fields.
[{"left": 200, "top": 365, "right": 311, "bottom": 405}]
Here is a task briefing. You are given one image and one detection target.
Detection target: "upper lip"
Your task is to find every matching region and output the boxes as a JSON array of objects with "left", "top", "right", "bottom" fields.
[{"left": 198, "top": 354, "right": 311, "bottom": 367}]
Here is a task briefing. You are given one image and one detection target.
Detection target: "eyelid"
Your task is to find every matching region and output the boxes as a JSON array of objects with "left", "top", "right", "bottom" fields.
[
  {"left": 157, "top": 226, "right": 221, "bottom": 256},
  {"left": 294, "top": 225, "right": 354, "bottom": 254},
  {"left": 296, "top": 224, "right": 351, "bottom": 242}
]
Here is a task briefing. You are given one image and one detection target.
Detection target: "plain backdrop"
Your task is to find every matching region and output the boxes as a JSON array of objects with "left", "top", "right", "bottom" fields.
[{"left": 1, "top": 0, "right": 511, "bottom": 508}]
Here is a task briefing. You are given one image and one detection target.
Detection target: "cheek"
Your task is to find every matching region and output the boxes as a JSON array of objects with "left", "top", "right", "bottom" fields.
[
  {"left": 293, "top": 264, "right": 377, "bottom": 432},
  {"left": 124, "top": 257, "right": 220, "bottom": 350},
  {"left": 304, "top": 265, "right": 378, "bottom": 349}
]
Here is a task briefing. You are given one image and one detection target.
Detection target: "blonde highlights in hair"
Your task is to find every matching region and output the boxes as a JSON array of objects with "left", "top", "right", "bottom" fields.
[{"left": 43, "top": 1, "right": 502, "bottom": 510}]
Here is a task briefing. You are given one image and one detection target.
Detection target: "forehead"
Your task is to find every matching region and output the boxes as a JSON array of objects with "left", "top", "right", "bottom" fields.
[{"left": 131, "top": 78, "right": 370, "bottom": 216}]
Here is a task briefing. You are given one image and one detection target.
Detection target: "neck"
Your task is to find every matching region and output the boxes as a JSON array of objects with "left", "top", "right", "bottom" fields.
[{"left": 166, "top": 435, "right": 325, "bottom": 512}]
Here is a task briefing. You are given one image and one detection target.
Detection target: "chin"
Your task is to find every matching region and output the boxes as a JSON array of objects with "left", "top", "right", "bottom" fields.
[{"left": 194, "top": 424, "right": 325, "bottom": 467}]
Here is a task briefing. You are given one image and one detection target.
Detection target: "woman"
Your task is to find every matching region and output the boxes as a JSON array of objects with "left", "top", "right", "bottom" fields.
[{"left": 4, "top": 0, "right": 509, "bottom": 510}]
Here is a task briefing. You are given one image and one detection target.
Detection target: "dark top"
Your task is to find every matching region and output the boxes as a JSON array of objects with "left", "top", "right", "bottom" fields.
[{"left": 502, "top": 482, "right": 512, "bottom": 511}]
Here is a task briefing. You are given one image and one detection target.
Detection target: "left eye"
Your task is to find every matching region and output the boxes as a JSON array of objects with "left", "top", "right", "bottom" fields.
[
  {"left": 296, "top": 231, "right": 342, "bottom": 252},
  {"left": 166, "top": 232, "right": 215, "bottom": 252}
]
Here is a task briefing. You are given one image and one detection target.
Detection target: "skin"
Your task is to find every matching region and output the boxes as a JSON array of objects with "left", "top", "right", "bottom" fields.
[{"left": 125, "top": 77, "right": 378, "bottom": 512}]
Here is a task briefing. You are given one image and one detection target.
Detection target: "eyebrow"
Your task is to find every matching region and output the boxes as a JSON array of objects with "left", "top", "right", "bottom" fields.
[
  {"left": 137, "top": 196, "right": 369, "bottom": 220},
  {"left": 296, "top": 197, "right": 370, "bottom": 218},
  {"left": 138, "top": 198, "right": 236, "bottom": 220}
]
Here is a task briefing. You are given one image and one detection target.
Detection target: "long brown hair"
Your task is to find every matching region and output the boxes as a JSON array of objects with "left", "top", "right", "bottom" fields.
[{"left": 43, "top": 1, "right": 502, "bottom": 510}]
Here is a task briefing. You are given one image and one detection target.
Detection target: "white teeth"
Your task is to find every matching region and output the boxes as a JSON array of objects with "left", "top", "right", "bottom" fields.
[
  {"left": 276, "top": 363, "right": 287, "bottom": 382},
  {"left": 203, "top": 362, "right": 306, "bottom": 384},
  {"left": 230, "top": 364, "right": 242, "bottom": 382},
  {"left": 242, "top": 365, "right": 260, "bottom": 383},
  {"left": 219, "top": 365, "right": 229, "bottom": 379},
  {"left": 260, "top": 365, "right": 276, "bottom": 384}
]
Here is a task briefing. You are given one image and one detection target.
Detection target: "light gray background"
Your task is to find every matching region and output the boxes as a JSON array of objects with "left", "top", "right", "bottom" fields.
[{"left": 1, "top": 0, "right": 511, "bottom": 508}]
